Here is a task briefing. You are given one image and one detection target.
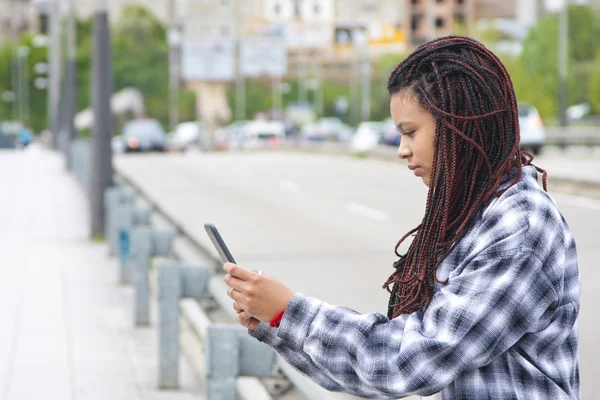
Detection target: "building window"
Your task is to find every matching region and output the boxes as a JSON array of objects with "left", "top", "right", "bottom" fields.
[
  {"left": 314, "top": 4, "right": 320, "bottom": 14},
  {"left": 411, "top": 15, "right": 421, "bottom": 31},
  {"left": 363, "top": 0, "right": 377, "bottom": 10},
  {"left": 455, "top": 13, "right": 465, "bottom": 25},
  {"left": 221, "top": 0, "right": 229, "bottom": 6},
  {"left": 435, "top": 17, "right": 445, "bottom": 28},
  {"left": 293, "top": 0, "right": 301, "bottom": 18},
  {"left": 221, "top": 25, "right": 229, "bottom": 36},
  {"left": 274, "top": 3, "right": 281, "bottom": 14}
]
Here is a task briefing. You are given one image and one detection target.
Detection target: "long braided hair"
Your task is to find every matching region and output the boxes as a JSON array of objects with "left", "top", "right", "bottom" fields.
[{"left": 384, "top": 36, "right": 548, "bottom": 319}]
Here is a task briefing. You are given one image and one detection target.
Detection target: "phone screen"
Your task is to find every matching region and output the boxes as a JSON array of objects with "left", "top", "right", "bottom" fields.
[{"left": 204, "top": 223, "right": 236, "bottom": 264}]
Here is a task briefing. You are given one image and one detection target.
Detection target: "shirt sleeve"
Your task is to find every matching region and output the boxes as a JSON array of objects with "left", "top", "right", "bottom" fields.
[{"left": 252, "top": 246, "right": 558, "bottom": 398}]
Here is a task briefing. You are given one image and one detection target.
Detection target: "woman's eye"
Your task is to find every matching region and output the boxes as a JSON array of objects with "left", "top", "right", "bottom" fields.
[{"left": 404, "top": 130, "right": 415, "bottom": 137}]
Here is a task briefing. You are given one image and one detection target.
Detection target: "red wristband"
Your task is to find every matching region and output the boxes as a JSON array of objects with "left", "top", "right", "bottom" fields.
[{"left": 270, "top": 310, "right": 285, "bottom": 328}]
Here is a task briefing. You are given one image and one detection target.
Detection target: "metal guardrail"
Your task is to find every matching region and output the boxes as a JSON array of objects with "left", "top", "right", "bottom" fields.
[
  {"left": 545, "top": 127, "right": 600, "bottom": 147},
  {"left": 103, "top": 184, "right": 279, "bottom": 400}
]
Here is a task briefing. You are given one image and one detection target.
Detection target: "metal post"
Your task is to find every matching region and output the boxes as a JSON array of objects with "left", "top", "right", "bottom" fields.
[
  {"left": 90, "top": 1, "right": 114, "bottom": 238},
  {"left": 297, "top": 53, "right": 307, "bottom": 103},
  {"left": 65, "top": 0, "right": 77, "bottom": 169},
  {"left": 235, "top": 3, "right": 245, "bottom": 120},
  {"left": 10, "top": 0, "right": 18, "bottom": 123},
  {"left": 315, "top": 63, "right": 324, "bottom": 117},
  {"left": 349, "top": 53, "right": 360, "bottom": 126},
  {"left": 132, "top": 227, "right": 153, "bottom": 326},
  {"left": 158, "top": 263, "right": 210, "bottom": 389},
  {"left": 206, "top": 325, "right": 240, "bottom": 400},
  {"left": 22, "top": 49, "right": 30, "bottom": 127},
  {"left": 558, "top": 0, "right": 569, "bottom": 128},
  {"left": 206, "top": 323, "right": 276, "bottom": 399},
  {"left": 158, "top": 263, "right": 181, "bottom": 389},
  {"left": 16, "top": 48, "right": 23, "bottom": 123},
  {"left": 132, "top": 227, "right": 174, "bottom": 326},
  {"left": 168, "top": 0, "right": 182, "bottom": 130},
  {"left": 360, "top": 50, "right": 371, "bottom": 122},
  {"left": 121, "top": 206, "right": 151, "bottom": 284},
  {"left": 49, "top": 0, "right": 62, "bottom": 148}
]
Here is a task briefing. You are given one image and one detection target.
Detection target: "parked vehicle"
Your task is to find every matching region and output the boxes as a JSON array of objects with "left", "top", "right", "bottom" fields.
[
  {"left": 381, "top": 118, "right": 401, "bottom": 146},
  {"left": 122, "top": 119, "right": 166, "bottom": 152},
  {"left": 165, "top": 121, "right": 205, "bottom": 152},
  {"left": 214, "top": 120, "right": 251, "bottom": 150},
  {"left": 518, "top": 103, "right": 546, "bottom": 155},
  {"left": 349, "top": 121, "right": 385, "bottom": 153},
  {"left": 243, "top": 120, "right": 286, "bottom": 149},
  {"left": 300, "top": 117, "right": 353, "bottom": 143}
]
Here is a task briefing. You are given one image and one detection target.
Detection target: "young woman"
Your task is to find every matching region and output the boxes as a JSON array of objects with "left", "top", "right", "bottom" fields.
[{"left": 223, "top": 36, "right": 580, "bottom": 399}]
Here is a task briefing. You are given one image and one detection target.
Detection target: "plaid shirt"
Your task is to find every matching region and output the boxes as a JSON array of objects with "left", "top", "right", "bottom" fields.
[{"left": 250, "top": 166, "right": 580, "bottom": 399}]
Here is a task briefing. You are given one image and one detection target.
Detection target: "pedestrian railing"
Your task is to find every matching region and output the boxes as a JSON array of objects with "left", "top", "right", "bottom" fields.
[{"left": 104, "top": 184, "right": 281, "bottom": 400}]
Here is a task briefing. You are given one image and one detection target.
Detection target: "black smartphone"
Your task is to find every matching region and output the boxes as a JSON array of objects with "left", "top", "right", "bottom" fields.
[{"left": 204, "top": 223, "right": 237, "bottom": 264}]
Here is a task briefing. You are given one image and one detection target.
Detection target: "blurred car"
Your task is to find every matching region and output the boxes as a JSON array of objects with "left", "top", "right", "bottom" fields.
[
  {"left": 122, "top": 119, "right": 166, "bottom": 152},
  {"left": 214, "top": 120, "right": 251, "bottom": 150},
  {"left": 381, "top": 118, "right": 401, "bottom": 146},
  {"left": 518, "top": 103, "right": 546, "bottom": 155},
  {"left": 349, "top": 121, "right": 385, "bottom": 153},
  {"left": 243, "top": 120, "right": 286, "bottom": 149},
  {"left": 300, "top": 117, "right": 353, "bottom": 143},
  {"left": 165, "top": 121, "right": 205, "bottom": 152}
]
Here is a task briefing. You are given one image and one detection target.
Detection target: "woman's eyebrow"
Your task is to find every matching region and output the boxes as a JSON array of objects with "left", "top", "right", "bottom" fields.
[{"left": 396, "top": 121, "right": 414, "bottom": 131}]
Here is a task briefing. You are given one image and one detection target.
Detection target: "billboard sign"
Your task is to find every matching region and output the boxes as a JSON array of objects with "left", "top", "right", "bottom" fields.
[
  {"left": 241, "top": 37, "right": 287, "bottom": 78},
  {"left": 182, "top": 36, "right": 235, "bottom": 82}
]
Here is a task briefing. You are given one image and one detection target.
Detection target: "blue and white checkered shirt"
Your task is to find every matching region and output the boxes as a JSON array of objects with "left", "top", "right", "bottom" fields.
[{"left": 250, "top": 166, "right": 580, "bottom": 399}]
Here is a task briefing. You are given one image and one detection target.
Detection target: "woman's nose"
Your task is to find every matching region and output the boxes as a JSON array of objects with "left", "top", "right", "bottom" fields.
[{"left": 397, "top": 139, "right": 410, "bottom": 159}]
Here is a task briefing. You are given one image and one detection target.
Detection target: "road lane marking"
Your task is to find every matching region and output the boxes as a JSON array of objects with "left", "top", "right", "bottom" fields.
[
  {"left": 278, "top": 180, "right": 301, "bottom": 194},
  {"left": 347, "top": 202, "right": 389, "bottom": 222},
  {"left": 552, "top": 193, "right": 600, "bottom": 211}
]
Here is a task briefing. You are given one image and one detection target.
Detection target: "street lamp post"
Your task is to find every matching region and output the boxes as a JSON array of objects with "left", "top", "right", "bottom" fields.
[
  {"left": 90, "top": 0, "right": 114, "bottom": 238},
  {"left": 64, "top": 0, "right": 77, "bottom": 169},
  {"left": 17, "top": 46, "right": 30, "bottom": 127},
  {"left": 558, "top": 0, "right": 569, "bottom": 128},
  {"left": 168, "top": 0, "right": 183, "bottom": 130},
  {"left": 48, "top": 0, "right": 62, "bottom": 149}
]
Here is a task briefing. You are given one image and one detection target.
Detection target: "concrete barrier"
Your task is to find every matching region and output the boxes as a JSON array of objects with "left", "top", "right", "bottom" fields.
[
  {"left": 158, "top": 262, "right": 211, "bottom": 389},
  {"left": 130, "top": 226, "right": 175, "bottom": 326}
]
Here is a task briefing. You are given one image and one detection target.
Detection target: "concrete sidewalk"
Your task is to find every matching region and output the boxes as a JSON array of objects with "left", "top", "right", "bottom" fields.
[{"left": 0, "top": 148, "right": 203, "bottom": 400}]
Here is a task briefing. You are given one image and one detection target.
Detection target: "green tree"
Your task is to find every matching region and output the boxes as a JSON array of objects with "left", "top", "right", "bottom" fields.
[
  {"left": 0, "top": 35, "right": 49, "bottom": 132},
  {"left": 588, "top": 53, "right": 600, "bottom": 114},
  {"left": 517, "top": 4, "right": 600, "bottom": 118},
  {"left": 111, "top": 6, "right": 169, "bottom": 128}
]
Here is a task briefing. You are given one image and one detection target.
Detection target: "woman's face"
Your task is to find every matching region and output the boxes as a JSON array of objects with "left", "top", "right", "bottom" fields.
[{"left": 390, "top": 91, "right": 437, "bottom": 187}]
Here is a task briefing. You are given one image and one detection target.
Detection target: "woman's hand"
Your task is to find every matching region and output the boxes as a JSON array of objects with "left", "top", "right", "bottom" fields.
[
  {"left": 233, "top": 300, "right": 260, "bottom": 332},
  {"left": 224, "top": 262, "right": 294, "bottom": 324}
]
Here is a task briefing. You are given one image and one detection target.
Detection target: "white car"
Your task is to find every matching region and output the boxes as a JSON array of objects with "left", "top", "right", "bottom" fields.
[
  {"left": 349, "top": 122, "right": 384, "bottom": 153},
  {"left": 518, "top": 103, "right": 546, "bottom": 155},
  {"left": 242, "top": 120, "right": 286, "bottom": 149},
  {"left": 165, "top": 121, "right": 206, "bottom": 152}
]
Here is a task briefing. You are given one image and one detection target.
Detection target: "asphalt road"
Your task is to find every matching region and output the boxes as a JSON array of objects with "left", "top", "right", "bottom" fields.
[{"left": 115, "top": 150, "right": 600, "bottom": 400}]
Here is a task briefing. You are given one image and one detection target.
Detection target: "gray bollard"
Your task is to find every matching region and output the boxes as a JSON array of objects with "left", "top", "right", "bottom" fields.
[
  {"left": 158, "top": 263, "right": 210, "bottom": 389},
  {"left": 105, "top": 186, "right": 135, "bottom": 255},
  {"left": 118, "top": 205, "right": 151, "bottom": 284},
  {"left": 131, "top": 226, "right": 175, "bottom": 326},
  {"left": 206, "top": 324, "right": 276, "bottom": 400}
]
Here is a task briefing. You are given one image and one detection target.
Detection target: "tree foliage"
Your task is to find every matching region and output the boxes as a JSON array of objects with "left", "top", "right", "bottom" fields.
[{"left": 516, "top": 4, "right": 600, "bottom": 118}]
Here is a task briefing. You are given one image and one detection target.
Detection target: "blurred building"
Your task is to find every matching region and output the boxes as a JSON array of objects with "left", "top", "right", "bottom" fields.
[
  {"left": 75, "top": 0, "right": 171, "bottom": 24},
  {"left": 0, "top": 0, "right": 43, "bottom": 44},
  {"left": 404, "top": 0, "right": 475, "bottom": 46}
]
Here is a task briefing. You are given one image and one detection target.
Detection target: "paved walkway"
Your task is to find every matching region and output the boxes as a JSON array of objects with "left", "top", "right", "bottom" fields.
[{"left": 0, "top": 147, "right": 203, "bottom": 400}]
